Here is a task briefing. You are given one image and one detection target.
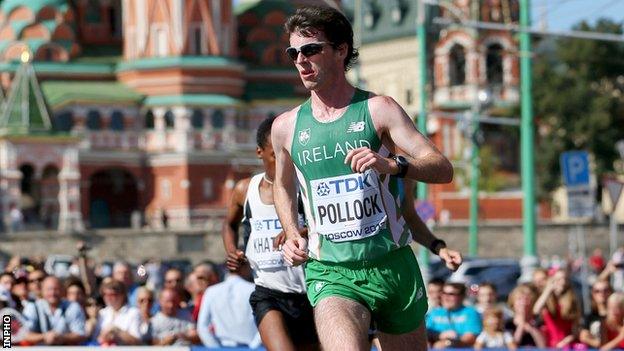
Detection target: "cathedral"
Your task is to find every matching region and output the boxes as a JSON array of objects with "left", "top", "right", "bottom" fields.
[{"left": 0, "top": 0, "right": 532, "bottom": 232}]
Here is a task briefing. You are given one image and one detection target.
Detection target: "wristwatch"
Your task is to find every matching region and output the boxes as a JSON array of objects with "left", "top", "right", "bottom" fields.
[
  {"left": 392, "top": 155, "right": 409, "bottom": 178},
  {"left": 429, "top": 239, "right": 447, "bottom": 255}
]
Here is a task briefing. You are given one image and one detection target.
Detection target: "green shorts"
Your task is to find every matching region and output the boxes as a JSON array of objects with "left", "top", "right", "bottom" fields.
[{"left": 304, "top": 245, "right": 428, "bottom": 334}]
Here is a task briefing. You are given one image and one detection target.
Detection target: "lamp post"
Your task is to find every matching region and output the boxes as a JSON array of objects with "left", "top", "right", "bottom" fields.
[{"left": 468, "top": 89, "right": 491, "bottom": 257}]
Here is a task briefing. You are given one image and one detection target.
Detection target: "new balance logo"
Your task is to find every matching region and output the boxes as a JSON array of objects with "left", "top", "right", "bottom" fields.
[{"left": 347, "top": 121, "right": 365, "bottom": 133}]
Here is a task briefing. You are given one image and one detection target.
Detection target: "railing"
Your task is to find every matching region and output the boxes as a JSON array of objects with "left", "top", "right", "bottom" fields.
[{"left": 82, "top": 130, "right": 257, "bottom": 152}]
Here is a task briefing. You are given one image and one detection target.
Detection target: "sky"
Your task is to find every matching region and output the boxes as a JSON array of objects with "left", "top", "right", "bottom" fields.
[{"left": 533, "top": 0, "right": 624, "bottom": 30}]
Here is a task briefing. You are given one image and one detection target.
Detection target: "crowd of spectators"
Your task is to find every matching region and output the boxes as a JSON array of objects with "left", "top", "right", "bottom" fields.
[
  {"left": 0, "top": 245, "right": 235, "bottom": 347},
  {"left": 425, "top": 247, "right": 624, "bottom": 350},
  {"left": 1, "top": 246, "right": 624, "bottom": 349}
]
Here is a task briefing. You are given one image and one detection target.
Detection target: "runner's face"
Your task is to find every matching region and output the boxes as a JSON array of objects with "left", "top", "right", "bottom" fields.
[
  {"left": 288, "top": 31, "right": 345, "bottom": 91},
  {"left": 257, "top": 137, "right": 276, "bottom": 175}
]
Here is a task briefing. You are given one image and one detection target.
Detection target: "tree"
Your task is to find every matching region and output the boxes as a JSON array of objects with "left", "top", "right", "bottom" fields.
[{"left": 533, "top": 19, "right": 624, "bottom": 199}]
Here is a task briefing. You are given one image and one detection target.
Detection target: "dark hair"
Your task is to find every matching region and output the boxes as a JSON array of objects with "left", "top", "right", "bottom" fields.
[
  {"left": 64, "top": 277, "right": 86, "bottom": 293},
  {"left": 428, "top": 278, "right": 445, "bottom": 287},
  {"left": 444, "top": 282, "right": 466, "bottom": 296},
  {"left": 285, "top": 5, "right": 359, "bottom": 71},
  {"left": 256, "top": 116, "right": 276, "bottom": 148}
]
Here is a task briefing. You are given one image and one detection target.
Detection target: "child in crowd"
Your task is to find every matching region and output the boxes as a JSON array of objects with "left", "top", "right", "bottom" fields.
[{"left": 475, "top": 308, "right": 517, "bottom": 350}]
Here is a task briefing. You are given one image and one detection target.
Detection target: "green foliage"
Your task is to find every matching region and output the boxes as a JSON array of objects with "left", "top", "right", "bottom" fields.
[
  {"left": 533, "top": 19, "right": 624, "bottom": 199},
  {"left": 478, "top": 145, "right": 509, "bottom": 192}
]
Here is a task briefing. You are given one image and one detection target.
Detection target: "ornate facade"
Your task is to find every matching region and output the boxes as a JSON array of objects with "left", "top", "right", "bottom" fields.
[{"left": 0, "top": 0, "right": 340, "bottom": 231}]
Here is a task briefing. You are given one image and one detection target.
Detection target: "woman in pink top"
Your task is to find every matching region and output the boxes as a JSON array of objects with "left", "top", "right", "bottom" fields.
[{"left": 532, "top": 268, "right": 581, "bottom": 348}]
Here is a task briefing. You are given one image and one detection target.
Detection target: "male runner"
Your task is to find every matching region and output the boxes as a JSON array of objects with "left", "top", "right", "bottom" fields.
[
  {"left": 223, "top": 117, "right": 318, "bottom": 351},
  {"left": 272, "top": 6, "right": 453, "bottom": 351}
]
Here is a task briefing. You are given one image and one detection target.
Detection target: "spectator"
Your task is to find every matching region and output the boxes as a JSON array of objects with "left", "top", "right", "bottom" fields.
[
  {"left": 136, "top": 286, "right": 154, "bottom": 344},
  {"left": 598, "top": 252, "right": 624, "bottom": 293},
  {"left": 533, "top": 268, "right": 581, "bottom": 348},
  {"left": 475, "top": 308, "right": 516, "bottom": 350},
  {"left": 427, "top": 278, "right": 444, "bottom": 311},
  {"left": 95, "top": 279, "right": 142, "bottom": 345},
  {"left": 9, "top": 204, "right": 24, "bottom": 232},
  {"left": 151, "top": 288, "right": 200, "bottom": 346},
  {"left": 475, "top": 283, "right": 513, "bottom": 321},
  {"left": 197, "top": 264, "right": 260, "bottom": 348},
  {"left": 22, "top": 276, "right": 87, "bottom": 345},
  {"left": 506, "top": 283, "right": 545, "bottom": 347},
  {"left": 84, "top": 297, "right": 101, "bottom": 342},
  {"left": 532, "top": 268, "right": 549, "bottom": 293},
  {"left": 164, "top": 267, "right": 191, "bottom": 307},
  {"left": 0, "top": 272, "right": 14, "bottom": 290},
  {"left": 599, "top": 292, "right": 624, "bottom": 350},
  {"left": 191, "top": 261, "right": 220, "bottom": 322},
  {"left": 426, "top": 282, "right": 482, "bottom": 348},
  {"left": 112, "top": 261, "right": 139, "bottom": 307},
  {"left": 65, "top": 278, "right": 87, "bottom": 312},
  {"left": 580, "top": 280, "right": 612, "bottom": 347},
  {"left": 589, "top": 248, "right": 607, "bottom": 275},
  {"left": 27, "top": 269, "right": 47, "bottom": 300},
  {"left": 611, "top": 247, "right": 624, "bottom": 292},
  {"left": 11, "top": 274, "right": 29, "bottom": 308}
]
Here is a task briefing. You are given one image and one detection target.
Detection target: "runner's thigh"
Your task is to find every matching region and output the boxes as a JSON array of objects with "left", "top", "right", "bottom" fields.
[{"left": 314, "top": 296, "right": 371, "bottom": 351}]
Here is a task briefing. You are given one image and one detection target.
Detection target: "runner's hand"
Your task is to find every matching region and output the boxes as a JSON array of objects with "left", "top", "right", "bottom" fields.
[
  {"left": 345, "top": 147, "right": 398, "bottom": 174},
  {"left": 439, "top": 248, "right": 462, "bottom": 271},
  {"left": 226, "top": 250, "right": 246, "bottom": 272},
  {"left": 273, "top": 231, "right": 286, "bottom": 250},
  {"left": 283, "top": 237, "right": 308, "bottom": 266}
]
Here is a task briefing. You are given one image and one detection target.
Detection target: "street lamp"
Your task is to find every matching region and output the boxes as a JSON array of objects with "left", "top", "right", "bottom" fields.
[{"left": 468, "top": 88, "right": 491, "bottom": 257}]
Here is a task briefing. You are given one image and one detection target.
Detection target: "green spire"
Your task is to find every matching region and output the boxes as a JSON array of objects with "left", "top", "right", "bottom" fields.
[{"left": 0, "top": 51, "right": 53, "bottom": 135}]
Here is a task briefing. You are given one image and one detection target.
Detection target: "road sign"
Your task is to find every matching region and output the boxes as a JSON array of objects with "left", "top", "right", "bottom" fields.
[
  {"left": 561, "top": 151, "right": 590, "bottom": 187},
  {"left": 604, "top": 178, "right": 624, "bottom": 213},
  {"left": 561, "top": 151, "right": 594, "bottom": 218}
]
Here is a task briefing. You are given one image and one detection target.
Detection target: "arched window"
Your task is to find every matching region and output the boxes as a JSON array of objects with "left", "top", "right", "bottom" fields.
[
  {"left": 449, "top": 44, "right": 466, "bottom": 86},
  {"left": 53, "top": 111, "right": 73, "bottom": 132},
  {"left": 86, "top": 110, "right": 101, "bottom": 130},
  {"left": 144, "top": 111, "right": 154, "bottom": 129},
  {"left": 164, "top": 110, "right": 174, "bottom": 129},
  {"left": 191, "top": 109, "right": 204, "bottom": 129},
  {"left": 109, "top": 0, "right": 121, "bottom": 38},
  {"left": 486, "top": 43, "right": 504, "bottom": 85},
  {"left": 110, "top": 110, "right": 124, "bottom": 131},
  {"left": 211, "top": 110, "right": 225, "bottom": 129}
]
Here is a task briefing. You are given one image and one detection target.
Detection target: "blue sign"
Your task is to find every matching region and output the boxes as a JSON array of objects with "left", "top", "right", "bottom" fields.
[
  {"left": 561, "top": 151, "right": 590, "bottom": 187},
  {"left": 415, "top": 200, "right": 436, "bottom": 222}
]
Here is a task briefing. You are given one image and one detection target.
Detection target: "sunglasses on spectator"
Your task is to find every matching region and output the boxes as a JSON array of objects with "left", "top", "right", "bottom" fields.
[
  {"left": 285, "top": 42, "right": 327, "bottom": 60},
  {"left": 29, "top": 277, "right": 45, "bottom": 283},
  {"left": 442, "top": 291, "right": 461, "bottom": 296},
  {"left": 138, "top": 298, "right": 153, "bottom": 303}
]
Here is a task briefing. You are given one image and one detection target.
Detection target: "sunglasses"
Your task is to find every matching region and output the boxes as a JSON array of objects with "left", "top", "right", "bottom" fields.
[
  {"left": 442, "top": 291, "right": 461, "bottom": 296},
  {"left": 285, "top": 42, "right": 327, "bottom": 60},
  {"left": 29, "top": 277, "right": 45, "bottom": 283}
]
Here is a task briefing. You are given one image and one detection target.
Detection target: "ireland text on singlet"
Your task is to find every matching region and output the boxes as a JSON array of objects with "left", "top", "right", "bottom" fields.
[{"left": 290, "top": 89, "right": 412, "bottom": 262}]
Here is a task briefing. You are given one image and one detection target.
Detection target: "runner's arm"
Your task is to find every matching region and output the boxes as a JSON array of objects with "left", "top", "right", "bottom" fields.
[
  {"left": 271, "top": 113, "right": 302, "bottom": 241},
  {"left": 401, "top": 179, "right": 462, "bottom": 271},
  {"left": 222, "top": 178, "right": 250, "bottom": 272},
  {"left": 369, "top": 95, "right": 453, "bottom": 183},
  {"left": 272, "top": 112, "right": 308, "bottom": 265}
]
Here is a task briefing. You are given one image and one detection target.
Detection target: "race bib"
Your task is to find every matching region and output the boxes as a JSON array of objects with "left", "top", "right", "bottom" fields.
[
  {"left": 246, "top": 216, "right": 286, "bottom": 270},
  {"left": 310, "top": 169, "right": 387, "bottom": 242}
]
